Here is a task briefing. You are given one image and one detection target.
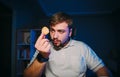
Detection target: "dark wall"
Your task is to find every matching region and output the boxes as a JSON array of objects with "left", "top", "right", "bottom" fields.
[
  {"left": 73, "top": 14, "right": 114, "bottom": 56},
  {"left": 0, "top": 2, "right": 12, "bottom": 77}
]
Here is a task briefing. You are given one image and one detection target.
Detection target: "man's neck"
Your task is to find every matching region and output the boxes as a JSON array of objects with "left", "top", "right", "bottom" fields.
[{"left": 53, "top": 37, "right": 70, "bottom": 51}]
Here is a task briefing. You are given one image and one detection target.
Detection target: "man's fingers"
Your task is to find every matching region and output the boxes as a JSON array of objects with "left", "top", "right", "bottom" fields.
[
  {"left": 36, "top": 33, "right": 45, "bottom": 43},
  {"left": 39, "top": 33, "right": 46, "bottom": 39}
]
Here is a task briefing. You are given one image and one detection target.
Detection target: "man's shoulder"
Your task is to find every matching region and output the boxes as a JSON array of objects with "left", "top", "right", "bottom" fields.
[{"left": 71, "top": 39, "right": 86, "bottom": 46}]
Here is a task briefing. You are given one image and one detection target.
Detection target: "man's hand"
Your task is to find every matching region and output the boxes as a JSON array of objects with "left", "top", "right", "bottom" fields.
[{"left": 35, "top": 33, "right": 51, "bottom": 58}]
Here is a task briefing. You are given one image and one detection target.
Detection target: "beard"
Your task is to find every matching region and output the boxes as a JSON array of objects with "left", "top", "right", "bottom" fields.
[{"left": 51, "top": 37, "right": 70, "bottom": 51}]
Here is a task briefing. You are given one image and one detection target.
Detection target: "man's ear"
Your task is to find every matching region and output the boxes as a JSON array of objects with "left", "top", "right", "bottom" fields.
[
  {"left": 69, "top": 29, "right": 72, "bottom": 37},
  {"left": 70, "top": 28, "right": 76, "bottom": 38}
]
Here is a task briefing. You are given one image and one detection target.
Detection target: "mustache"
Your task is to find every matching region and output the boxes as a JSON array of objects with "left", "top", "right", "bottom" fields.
[{"left": 52, "top": 38, "right": 60, "bottom": 42}]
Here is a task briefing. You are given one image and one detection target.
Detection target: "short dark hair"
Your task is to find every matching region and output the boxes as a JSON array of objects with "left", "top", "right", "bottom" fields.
[{"left": 49, "top": 12, "right": 73, "bottom": 29}]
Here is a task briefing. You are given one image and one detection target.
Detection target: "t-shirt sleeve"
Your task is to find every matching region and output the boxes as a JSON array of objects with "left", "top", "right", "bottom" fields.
[
  {"left": 26, "top": 50, "right": 39, "bottom": 68},
  {"left": 84, "top": 44, "right": 105, "bottom": 72}
]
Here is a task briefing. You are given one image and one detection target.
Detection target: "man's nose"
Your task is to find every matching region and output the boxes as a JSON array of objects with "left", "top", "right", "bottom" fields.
[{"left": 53, "top": 32, "right": 58, "bottom": 38}]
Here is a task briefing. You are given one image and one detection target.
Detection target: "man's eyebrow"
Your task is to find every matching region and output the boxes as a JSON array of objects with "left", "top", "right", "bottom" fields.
[
  {"left": 57, "top": 29, "right": 65, "bottom": 31},
  {"left": 50, "top": 28, "right": 54, "bottom": 30},
  {"left": 57, "top": 29, "right": 66, "bottom": 33}
]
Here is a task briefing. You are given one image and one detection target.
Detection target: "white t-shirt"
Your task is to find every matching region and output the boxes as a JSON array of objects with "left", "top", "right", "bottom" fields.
[{"left": 28, "top": 39, "right": 104, "bottom": 77}]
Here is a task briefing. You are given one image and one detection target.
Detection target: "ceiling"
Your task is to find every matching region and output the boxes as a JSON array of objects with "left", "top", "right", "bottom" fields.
[
  {"left": 0, "top": 0, "right": 119, "bottom": 16},
  {"left": 38, "top": 0, "right": 116, "bottom": 16}
]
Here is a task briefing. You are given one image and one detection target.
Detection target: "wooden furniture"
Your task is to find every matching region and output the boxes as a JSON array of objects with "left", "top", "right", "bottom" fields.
[{"left": 16, "top": 29, "right": 41, "bottom": 77}]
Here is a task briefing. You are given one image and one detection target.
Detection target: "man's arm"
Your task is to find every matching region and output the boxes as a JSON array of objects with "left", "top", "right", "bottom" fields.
[
  {"left": 23, "top": 30, "right": 51, "bottom": 77},
  {"left": 96, "top": 66, "right": 112, "bottom": 77},
  {"left": 23, "top": 59, "right": 46, "bottom": 77}
]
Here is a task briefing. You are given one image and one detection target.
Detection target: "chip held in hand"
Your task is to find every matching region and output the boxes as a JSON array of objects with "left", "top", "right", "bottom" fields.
[{"left": 41, "top": 26, "right": 49, "bottom": 35}]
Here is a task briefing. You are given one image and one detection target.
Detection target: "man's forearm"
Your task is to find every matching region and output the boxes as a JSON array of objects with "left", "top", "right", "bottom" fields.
[
  {"left": 23, "top": 59, "right": 46, "bottom": 77},
  {"left": 96, "top": 66, "right": 113, "bottom": 77}
]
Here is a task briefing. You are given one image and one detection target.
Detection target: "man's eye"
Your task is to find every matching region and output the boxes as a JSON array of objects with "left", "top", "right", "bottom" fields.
[
  {"left": 50, "top": 29, "right": 55, "bottom": 33},
  {"left": 58, "top": 30, "right": 65, "bottom": 34}
]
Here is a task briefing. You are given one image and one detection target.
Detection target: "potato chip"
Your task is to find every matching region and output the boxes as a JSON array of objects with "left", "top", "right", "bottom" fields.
[{"left": 41, "top": 26, "right": 49, "bottom": 35}]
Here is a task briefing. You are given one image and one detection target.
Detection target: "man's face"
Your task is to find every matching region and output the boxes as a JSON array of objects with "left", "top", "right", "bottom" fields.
[{"left": 50, "top": 22, "right": 72, "bottom": 47}]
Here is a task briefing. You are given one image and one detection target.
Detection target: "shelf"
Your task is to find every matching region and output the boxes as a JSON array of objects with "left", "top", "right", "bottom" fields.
[{"left": 15, "top": 29, "right": 41, "bottom": 77}]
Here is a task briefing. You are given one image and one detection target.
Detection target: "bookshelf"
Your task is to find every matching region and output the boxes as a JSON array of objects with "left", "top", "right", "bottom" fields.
[{"left": 16, "top": 29, "right": 41, "bottom": 77}]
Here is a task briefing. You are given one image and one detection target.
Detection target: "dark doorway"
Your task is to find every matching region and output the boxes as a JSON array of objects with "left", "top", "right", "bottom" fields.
[{"left": 0, "top": 2, "right": 12, "bottom": 77}]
